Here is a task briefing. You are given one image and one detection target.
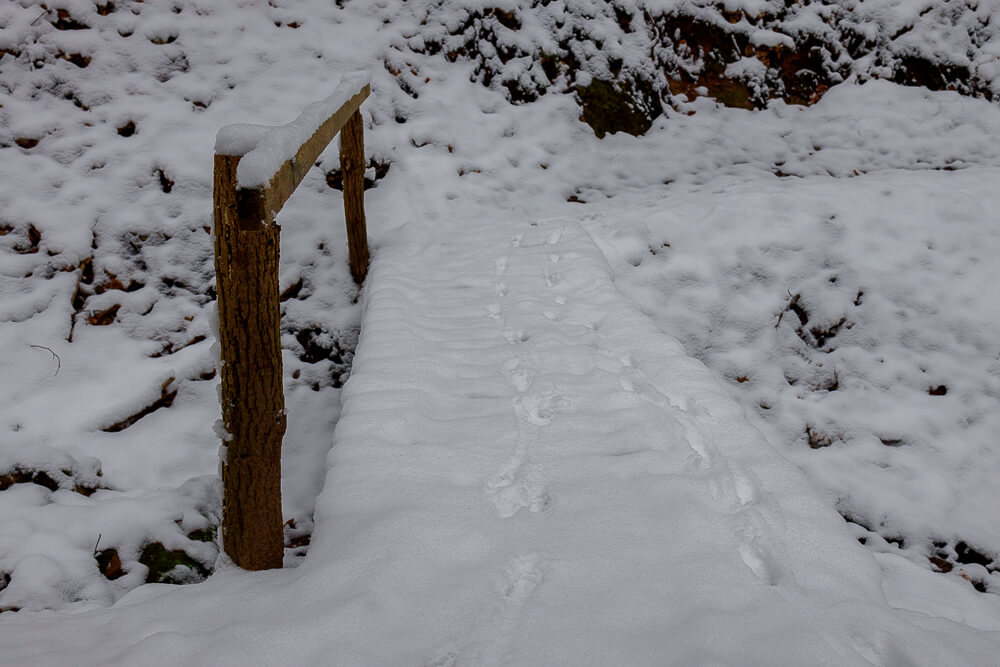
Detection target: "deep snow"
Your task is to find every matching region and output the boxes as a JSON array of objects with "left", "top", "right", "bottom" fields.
[{"left": 1, "top": 0, "right": 1000, "bottom": 663}]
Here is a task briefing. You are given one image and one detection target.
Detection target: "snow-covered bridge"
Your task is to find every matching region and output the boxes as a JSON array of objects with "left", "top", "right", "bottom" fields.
[{"left": 4, "top": 214, "right": 996, "bottom": 665}]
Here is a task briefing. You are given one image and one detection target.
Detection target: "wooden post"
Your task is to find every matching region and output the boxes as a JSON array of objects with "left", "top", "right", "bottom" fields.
[
  {"left": 213, "top": 154, "right": 286, "bottom": 571},
  {"left": 340, "top": 110, "right": 369, "bottom": 284},
  {"left": 212, "top": 78, "right": 369, "bottom": 569}
]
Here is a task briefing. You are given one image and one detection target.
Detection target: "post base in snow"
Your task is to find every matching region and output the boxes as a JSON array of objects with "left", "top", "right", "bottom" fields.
[{"left": 220, "top": 453, "right": 284, "bottom": 571}]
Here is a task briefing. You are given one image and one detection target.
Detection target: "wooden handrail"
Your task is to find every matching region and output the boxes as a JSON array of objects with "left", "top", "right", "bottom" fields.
[
  {"left": 235, "top": 84, "right": 369, "bottom": 228},
  {"left": 212, "top": 74, "right": 370, "bottom": 570}
]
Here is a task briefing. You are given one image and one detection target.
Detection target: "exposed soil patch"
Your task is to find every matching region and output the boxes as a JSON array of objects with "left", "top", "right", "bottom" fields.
[
  {"left": 805, "top": 425, "right": 835, "bottom": 449},
  {"left": 139, "top": 542, "right": 210, "bottom": 584},
  {"left": 325, "top": 157, "right": 391, "bottom": 191},
  {"left": 96, "top": 548, "right": 124, "bottom": 580},
  {"left": 843, "top": 513, "right": 998, "bottom": 593},
  {"left": 0, "top": 465, "right": 105, "bottom": 496},
  {"left": 576, "top": 78, "right": 659, "bottom": 138},
  {"left": 102, "top": 378, "right": 178, "bottom": 433}
]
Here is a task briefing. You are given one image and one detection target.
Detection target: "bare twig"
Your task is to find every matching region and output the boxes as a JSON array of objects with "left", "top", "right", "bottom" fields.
[
  {"left": 93, "top": 534, "right": 102, "bottom": 555},
  {"left": 29, "top": 345, "right": 61, "bottom": 376},
  {"left": 31, "top": 10, "right": 48, "bottom": 26}
]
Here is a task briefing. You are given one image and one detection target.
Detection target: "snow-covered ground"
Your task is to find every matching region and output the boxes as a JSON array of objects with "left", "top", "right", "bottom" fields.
[
  {"left": 2, "top": 215, "right": 999, "bottom": 665},
  {"left": 1, "top": 0, "right": 999, "bottom": 663}
]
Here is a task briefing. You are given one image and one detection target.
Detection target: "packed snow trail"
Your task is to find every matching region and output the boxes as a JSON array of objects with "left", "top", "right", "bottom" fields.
[
  {"left": 314, "top": 217, "right": 990, "bottom": 665},
  {"left": 1, "top": 218, "right": 997, "bottom": 665}
]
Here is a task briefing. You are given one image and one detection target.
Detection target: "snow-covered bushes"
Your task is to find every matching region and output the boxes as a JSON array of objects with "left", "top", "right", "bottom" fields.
[{"left": 386, "top": 0, "right": 1000, "bottom": 136}]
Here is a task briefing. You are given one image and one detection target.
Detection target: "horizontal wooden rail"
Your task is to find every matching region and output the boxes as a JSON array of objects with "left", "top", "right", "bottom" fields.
[
  {"left": 212, "top": 74, "right": 370, "bottom": 570},
  {"left": 235, "top": 83, "right": 369, "bottom": 230}
]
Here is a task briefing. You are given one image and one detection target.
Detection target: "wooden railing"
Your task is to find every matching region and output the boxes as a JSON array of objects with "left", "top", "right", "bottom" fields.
[{"left": 212, "top": 73, "right": 371, "bottom": 570}]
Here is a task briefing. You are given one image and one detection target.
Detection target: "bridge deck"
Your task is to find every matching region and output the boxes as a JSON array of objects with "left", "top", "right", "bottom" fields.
[{"left": 311, "top": 217, "right": 910, "bottom": 664}]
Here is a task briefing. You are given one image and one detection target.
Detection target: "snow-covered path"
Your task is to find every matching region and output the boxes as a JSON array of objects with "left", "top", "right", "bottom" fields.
[
  {"left": 309, "top": 217, "right": 995, "bottom": 664},
  {"left": 2, "top": 217, "right": 997, "bottom": 665}
]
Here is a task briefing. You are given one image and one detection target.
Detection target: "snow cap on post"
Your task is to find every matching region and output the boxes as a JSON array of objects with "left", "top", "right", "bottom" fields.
[{"left": 226, "top": 71, "right": 372, "bottom": 189}]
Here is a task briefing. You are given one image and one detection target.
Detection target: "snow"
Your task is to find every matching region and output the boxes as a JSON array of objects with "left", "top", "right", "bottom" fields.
[
  {"left": 218, "top": 71, "right": 372, "bottom": 186},
  {"left": 211, "top": 124, "right": 273, "bottom": 160},
  {"left": 2, "top": 218, "right": 999, "bottom": 664},
  {"left": 1, "top": 0, "right": 1000, "bottom": 662}
]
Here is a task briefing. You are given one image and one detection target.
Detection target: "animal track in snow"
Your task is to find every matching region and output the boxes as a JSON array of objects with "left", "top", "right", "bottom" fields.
[
  {"left": 601, "top": 337, "right": 782, "bottom": 589},
  {"left": 733, "top": 470, "right": 758, "bottom": 507},
  {"left": 485, "top": 460, "right": 551, "bottom": 518},
  {"left": 736, "top": 514, "right": 782, "bottom": 586},
  {"left": 474, "top": 552, "right": 549, "bottom": 664},
  {"left": 421, "top": 651, "right": 458, "bottom": 667},
  {"left": 544, "top": 267, "right": 560, "bottom": 287},
  {"left": 503, "top": 356, "right": 535, "bottom": 393},
  {"left": 514, "top": 391, "right": 568, "bottom": 426},
  {"left": 738, "top": 542, "right": 778, "bottom": 585},
  {"left": 503, "top": 329, "right": 530, "bottom": 344},
  {"left": 499, "top": 552, "right": 547, "bottom": 609},
  {"left": 614, "top": 357, "right": 715, "bottom": 467},
  {"left": 485, "top": 431, "right": 550, "bottom": 518}
]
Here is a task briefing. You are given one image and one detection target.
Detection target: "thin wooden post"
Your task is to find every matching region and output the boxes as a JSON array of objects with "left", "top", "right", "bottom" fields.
[
  {"left": 340, "top": 110, "right": 369, "bottom": 283},
  {"left": 213, "top": 153, "right": 285, "bottom": 571}
]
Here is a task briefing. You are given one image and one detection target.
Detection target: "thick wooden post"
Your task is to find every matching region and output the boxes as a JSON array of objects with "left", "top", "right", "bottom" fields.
[
  {"left": 340, "top": 110, "right": 369, "bottom": 284},
  {"left": 212, "top": 77, "right": 368, "bottom": 569},
  {"left": 213, "top": 154, "right": 285, "bottom": 570}
]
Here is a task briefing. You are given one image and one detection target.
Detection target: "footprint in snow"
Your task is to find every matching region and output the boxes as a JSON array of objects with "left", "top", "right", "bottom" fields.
[
  {"left": 503, "top": 329, "right": 529, "bottom": 345},
  {"left": 733, "top": 470, "right": 758, "bottom": 507},
  {"left": 503, "top": 356, "right": 535, "bottom": 393},
  {"left": 485, "top": 434, "right": 550, "bottom": 518},
  {"left": 705, "top": 462, "right": 760, "bottom": 509},
  {"left": 544, "top": 267, "right": 560, "bottom": 287},
  {"left": 485, "top": 464, "right": 551, "bottom": 518},
  {"left": 499, "top": 552, "right": 547, "bottom": 606},
  {"left": 471, "top": 552, "right": 549, "bottom": 664},
  {"left": 736, "top": 514, "right": 782, "bottom": 586},
  {"left": 421, "top": 652, "right": 457, "bottom": 667},
  {"left": 738, "top": 542, "right": 779, "bottom": 585},
  {"left": 514, "top": 391, "right": 568, "bottom": 426}
]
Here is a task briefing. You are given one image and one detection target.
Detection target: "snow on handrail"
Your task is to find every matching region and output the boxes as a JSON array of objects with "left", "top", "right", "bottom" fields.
[{"left": 214, "top": 71, "right": 372, "bottom": 188}]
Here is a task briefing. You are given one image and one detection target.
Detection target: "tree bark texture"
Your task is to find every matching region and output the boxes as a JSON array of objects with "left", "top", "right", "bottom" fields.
[
  {"left": 340, "top": 110, "right": 369, "bottom": 284},
  {"left": 213, "top": 153, "right": 285, "bottom": 571}
]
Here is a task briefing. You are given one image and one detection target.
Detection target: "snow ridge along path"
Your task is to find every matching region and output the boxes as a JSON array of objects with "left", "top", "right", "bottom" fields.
[{"left": 2, "top": 218, "right": 997, "bottom": 665}]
